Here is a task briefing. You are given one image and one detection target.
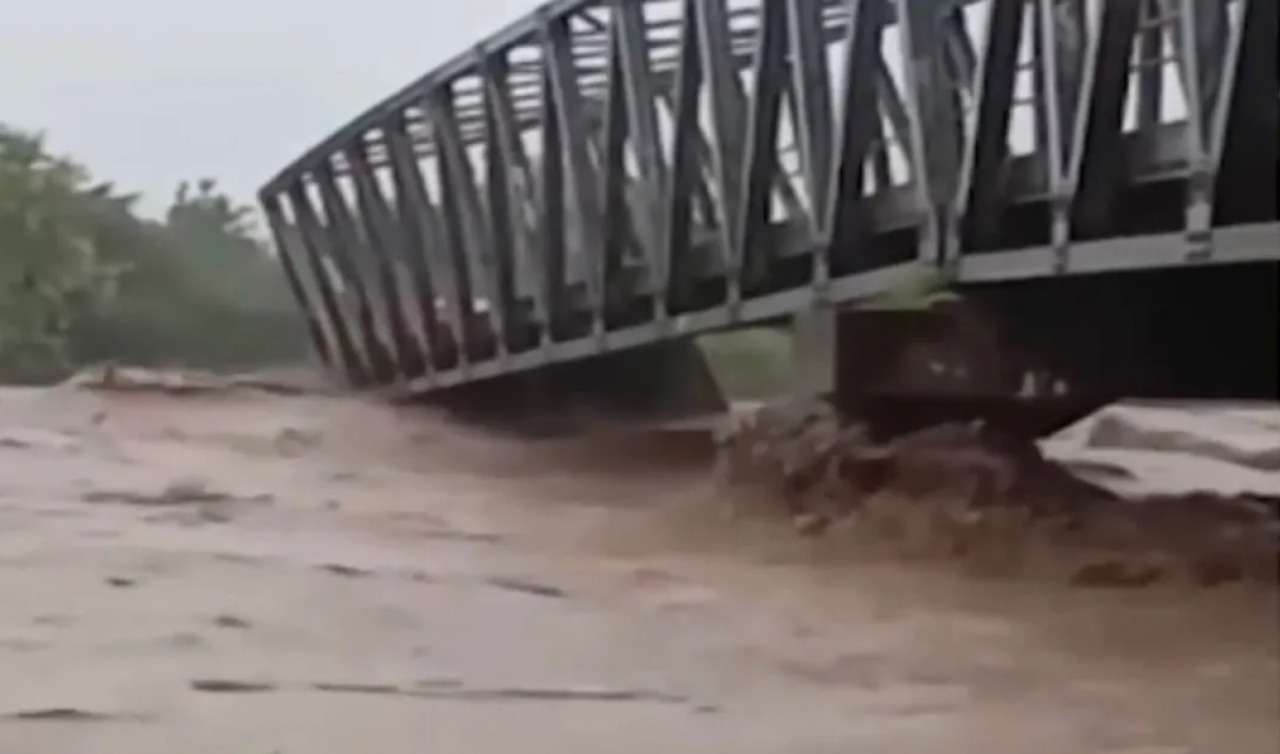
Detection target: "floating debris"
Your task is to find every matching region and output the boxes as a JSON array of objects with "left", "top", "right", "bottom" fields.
[
  {"left": 485, "top": 577, "right": 567, "bottom": 599},
  {"left": 189, "top": 679, "right": 277, "bottom": 693},
  {"left": 316, "top": 563, "right": 374, "bottom": 578}
]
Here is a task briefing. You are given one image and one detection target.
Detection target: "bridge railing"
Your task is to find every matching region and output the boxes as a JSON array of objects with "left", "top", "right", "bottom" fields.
[{"left": 260, "top": 0, "right": 1277, "bottom": 389}]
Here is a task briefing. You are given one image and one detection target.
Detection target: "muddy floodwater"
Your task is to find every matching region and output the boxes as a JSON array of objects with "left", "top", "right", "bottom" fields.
[{"left": 0, "top": 385, "right": 1276, "bottom": 753}]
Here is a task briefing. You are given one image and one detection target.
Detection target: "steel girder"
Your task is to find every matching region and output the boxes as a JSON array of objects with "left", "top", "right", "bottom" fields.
[{"left": 260, "top": 0, "right": 1278, "bottom": 389}]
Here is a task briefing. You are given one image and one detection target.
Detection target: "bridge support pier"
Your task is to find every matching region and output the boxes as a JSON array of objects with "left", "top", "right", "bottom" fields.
[{"left": 789, "top": 306, "right": 838, "bottom": 401}]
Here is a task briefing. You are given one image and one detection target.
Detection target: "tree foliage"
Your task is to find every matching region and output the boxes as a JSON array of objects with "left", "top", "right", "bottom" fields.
[
  {"left": 0, "top": 124, "right": 306, "bottom": 383},
  {"left": 0, "top": 127, "right": 121, "bottom": 381}
]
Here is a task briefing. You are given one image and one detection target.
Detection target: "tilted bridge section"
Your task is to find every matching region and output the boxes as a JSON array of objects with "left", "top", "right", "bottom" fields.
[{"left": 260, "top": 0, "right": 1278, "bottom": 392}]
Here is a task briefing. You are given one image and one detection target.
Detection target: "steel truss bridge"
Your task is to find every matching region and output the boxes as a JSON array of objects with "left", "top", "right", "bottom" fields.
[{"left": 260, "top": 0, "right": 1278, "bottom": 392}]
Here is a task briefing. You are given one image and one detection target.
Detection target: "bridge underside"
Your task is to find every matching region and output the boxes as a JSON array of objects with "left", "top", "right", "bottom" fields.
[
  {"left": 260, "top": 0, "right": 1278, "bottom": 399},
  {"left": 832, "top": 260, "right": 1278, "bottom": 435},
  {"left": 417, "top": 339, "right": 727, "bottom": 432}
]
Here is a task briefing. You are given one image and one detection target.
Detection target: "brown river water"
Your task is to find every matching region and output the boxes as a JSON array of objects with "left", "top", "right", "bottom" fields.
[{"left": 0, "top": 384, "right": 1275, "bottom": 753}]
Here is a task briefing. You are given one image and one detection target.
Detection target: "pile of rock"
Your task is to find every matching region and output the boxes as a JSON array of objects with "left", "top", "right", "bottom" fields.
[{"left": 714, "top": 398, "right": 1279, "bottom": 585}]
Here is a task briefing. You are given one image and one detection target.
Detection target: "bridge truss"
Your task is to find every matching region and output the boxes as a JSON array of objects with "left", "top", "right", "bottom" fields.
[{"left": 260, "top": 0, "right": 1278, "bottom": 390}]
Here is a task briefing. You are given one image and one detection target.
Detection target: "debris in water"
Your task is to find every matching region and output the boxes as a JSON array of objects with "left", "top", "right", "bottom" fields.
[
  {"left": 0, "top": 429, "right": 79, "bottom": 453},
  {"left": 274, "top": 427, "right": 322, "bottom": 457},
  {"left": 1069, "top": 559, "right": 1167, "bottom": 589},
  {"left": 793, "top": 512, "right": 832, "bottom": 537},
  {"left": 485, "top": 576, "right": 567, "bottom": 599},
  {"left": 1, "top": 707, "right": 139, "bottom": 722},
  {"left": 317, "top": 563, "right": 373, "bottom": 578},
  {"left": 212, "top": 614, "right": 252, "bottom": 629},
  {"left": 164, "top": 632, "right": 206, "bottom": 649},
  {"left": 83, "top": 477, "right": 231, "bottom": 507},
  {"left": 210, "top": 552, "right": 268, "bottom": 566},
  {"left": 1191, "top": 556, "right": 1247, "bottom": 587},
  {"left": 0, "top": 638, "right": 49, "bottom": 652},
  {"left": 66, "top": 364, "right": 228, "bottom": 394},
  {"left": 228, "top": 372, "right": 330, "bottom": 396},
  {"left": 310, "top": 682, "right": 401, "bottom": 695},
  {"left": 189, "top": 679, "right": 277, "bottom": 693},
  {"left": 301, "top": 679, "right": 691, "bottom": 706},
  {"left": 468, "top": 686, "right": 686, "bottom": 703}
]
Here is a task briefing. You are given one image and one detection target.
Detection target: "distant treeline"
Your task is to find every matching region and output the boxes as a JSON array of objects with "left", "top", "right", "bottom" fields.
[{"left": 0, "top": 124, "right": 308, "bottom": 383}]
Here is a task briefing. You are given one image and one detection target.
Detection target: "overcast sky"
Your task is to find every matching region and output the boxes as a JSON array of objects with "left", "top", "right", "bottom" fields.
[{"left": 1, "top": 0, "right": 539, "bottom": 217}]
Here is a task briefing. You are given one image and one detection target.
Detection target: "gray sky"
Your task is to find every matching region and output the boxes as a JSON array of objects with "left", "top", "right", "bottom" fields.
[
  {"left": 3, "top": 1, "right": 1183, "bottom": 223},
  {"left": 1, "top": 0, "right": 538, "bottom": 218}
]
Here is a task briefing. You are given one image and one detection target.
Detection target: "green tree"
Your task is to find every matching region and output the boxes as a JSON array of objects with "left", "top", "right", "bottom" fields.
[
  {"left": 0, "top": 127, "right": 117, "bottom": 382},
  {"left": 1, "top": 122, "right": 308, "bottom": 382},
  {"left": 163, "top": 178, "right": 292, "bottom": 312},
  {"left": 66, "top": 178, "right": 306, "bottom": 369}
]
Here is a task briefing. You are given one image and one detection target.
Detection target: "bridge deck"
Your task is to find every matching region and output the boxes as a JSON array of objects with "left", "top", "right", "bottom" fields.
[{"left": 259, "top": 0, "right": 1278, "bottom": 391}]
